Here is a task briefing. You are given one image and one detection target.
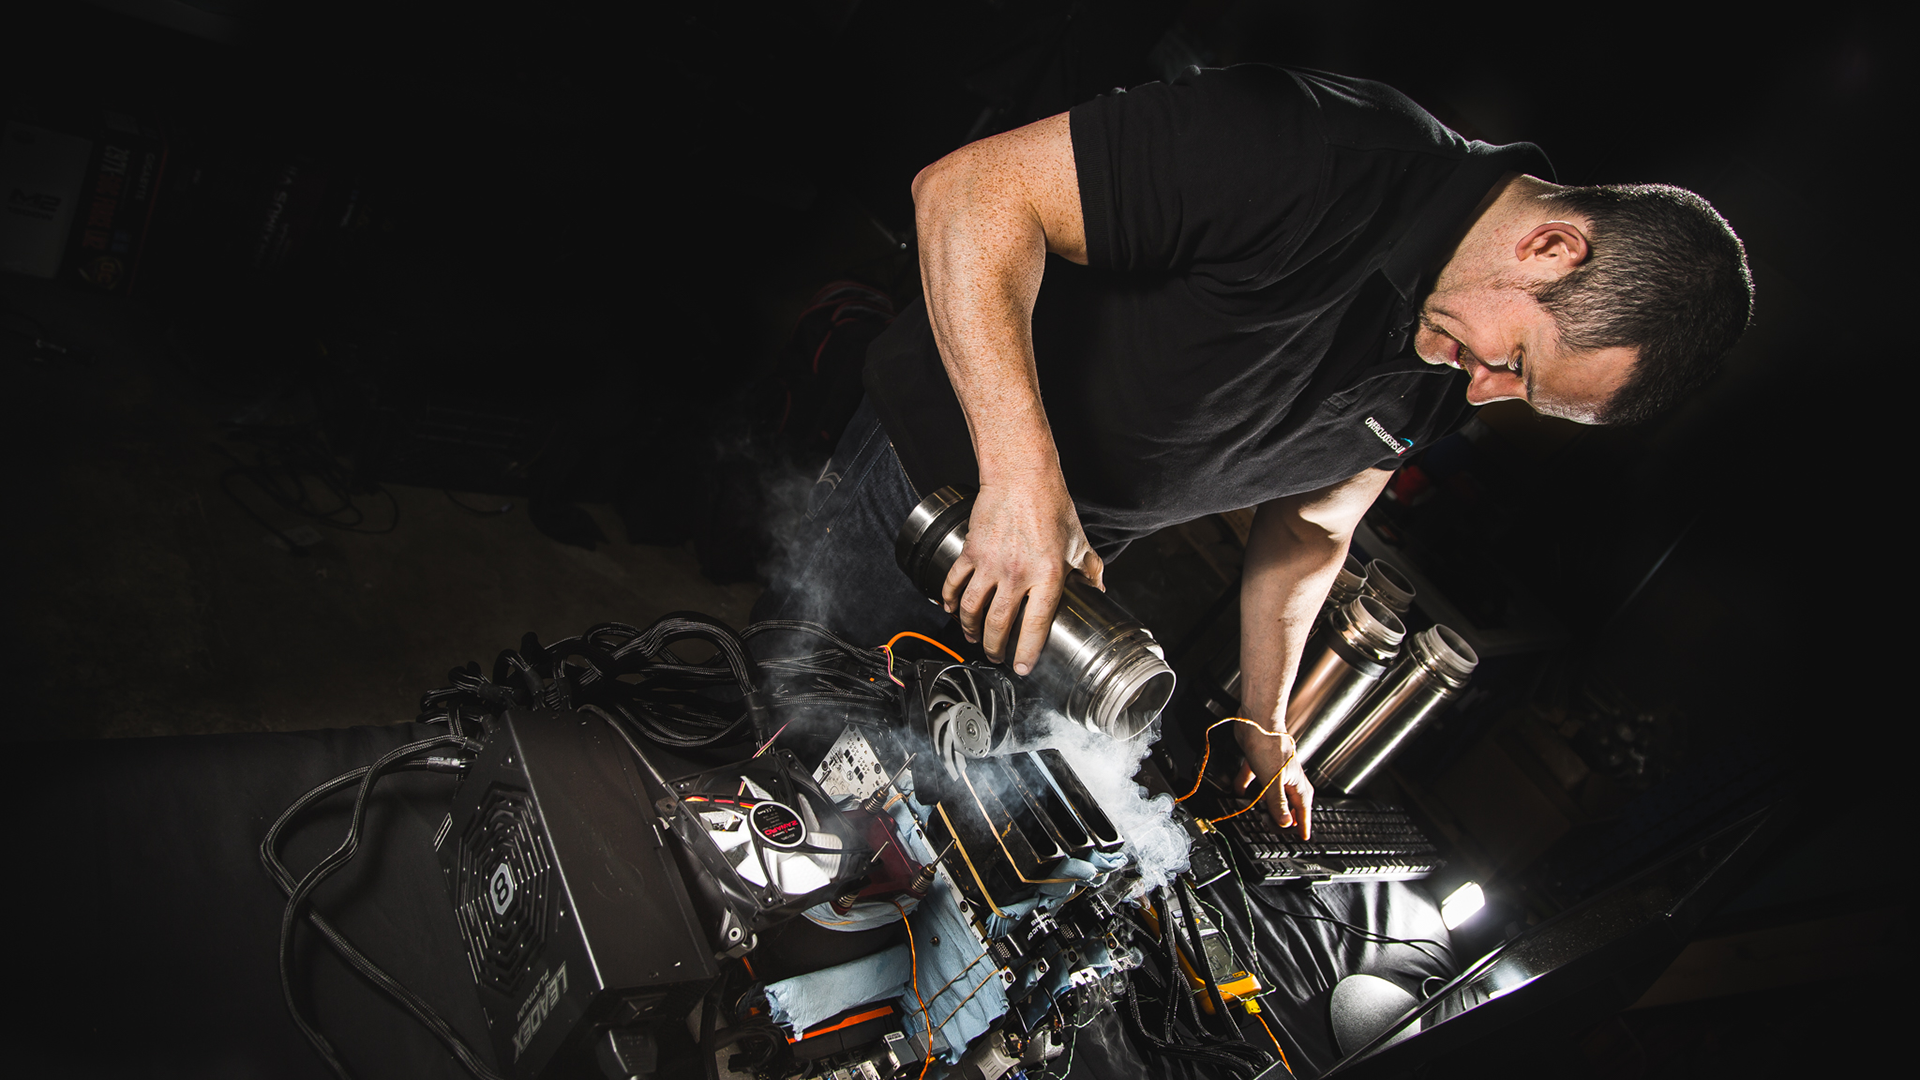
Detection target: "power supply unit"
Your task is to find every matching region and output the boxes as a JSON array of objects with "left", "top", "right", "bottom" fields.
[{"left": 436, "top": 709, "right": 720, "bottom": 1078}]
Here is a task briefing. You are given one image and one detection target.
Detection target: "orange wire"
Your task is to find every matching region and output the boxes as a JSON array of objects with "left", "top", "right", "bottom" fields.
[
  {"left": 894, "top": 899, "right": 935, "bottom": 1080},
  {"left": 1207, "top": 761, "right": 1288, "bottom": 825},
  {"left": 1176, "top": 716, "right": 1278, "bottom": 802},
  {"left": 885, "top": 631, "right": 966, "bottom": 664},
  {"left": 1255, "top": 1012, "right": 1293, "bottom": 1075}
]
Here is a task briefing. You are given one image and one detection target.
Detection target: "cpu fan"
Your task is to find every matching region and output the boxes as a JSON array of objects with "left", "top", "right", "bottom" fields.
[
  {"left": 687, "top": 776, "right": 846, "bottom": 896},
  {"left": 662, "top": 749, "right": 870, "bottom": 937}
]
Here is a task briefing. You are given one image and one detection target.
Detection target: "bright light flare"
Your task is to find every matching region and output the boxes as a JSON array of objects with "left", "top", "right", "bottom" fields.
[{"left": 1441, "top": 882, "right": 1485, "bottom": 930}]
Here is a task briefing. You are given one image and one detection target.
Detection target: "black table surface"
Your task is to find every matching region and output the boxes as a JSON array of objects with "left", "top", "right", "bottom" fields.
[{"left": 7, "top": 722, "right": 1454, "bottom": 1079}]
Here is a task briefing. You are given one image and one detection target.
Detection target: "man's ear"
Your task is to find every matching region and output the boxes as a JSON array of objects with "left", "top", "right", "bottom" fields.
[{"left": 1514, "top": 220, "right": 1591, "bottom": 271}]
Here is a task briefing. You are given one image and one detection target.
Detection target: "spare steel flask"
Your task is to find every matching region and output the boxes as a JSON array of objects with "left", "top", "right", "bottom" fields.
[
  {"left": 1361, "top": 558, "right": 1416, "bottom": 615},
  {"left": 1324, "top": 555, "right": 1370, "bottom": 618},
  {"left": 1285, "top": 595, "right": 1407, "bottom": 762},
  {"left": 1311, "top": 625, "right": 1477, "bottom": 795},
  {"left": 896, "top": 486, "right": 1175, "bottom": 740}
]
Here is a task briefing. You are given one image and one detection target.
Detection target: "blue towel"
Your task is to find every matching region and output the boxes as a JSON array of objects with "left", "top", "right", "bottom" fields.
[
  {"left": 894, "top": 792, "right": 1011, "bottom": 1061},
  {"left": 771, "top": 770, "right": 1017, "bottom": 1060},
  {"left": 765, "top": 943, "right": 912, "bottom": 1034}
]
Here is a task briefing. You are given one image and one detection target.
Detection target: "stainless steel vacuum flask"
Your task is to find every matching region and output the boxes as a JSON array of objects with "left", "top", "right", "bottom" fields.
[
  {"left": 1285, "top": 594, "right": 1407, "bottom": 762},
  {"left": 1310, "top": 624, "right": 1477, "bottom": 794},
  {"left": 896, "top": 486, "right": 1175, "bottom": 740},
  {"left": 1361, "top": 559, "right": 1416, "bottom": 615},
  {"left": 1324, "top": 555, "right": 1369, "bottom": 619}
]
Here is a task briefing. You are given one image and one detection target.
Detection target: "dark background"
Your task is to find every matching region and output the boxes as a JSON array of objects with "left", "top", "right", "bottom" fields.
[
  {"left": 3, "top": 1, "right": 1882, "bottom": 717},
  {"left": 0, "top": 1, "right": 1898, "bottom": 1076}
]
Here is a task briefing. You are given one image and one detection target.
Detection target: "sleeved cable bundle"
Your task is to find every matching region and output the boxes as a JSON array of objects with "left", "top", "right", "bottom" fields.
[
  {"left": 418, "top": 612, "right": 771, "bottom": 748},
  {"left": 419, "top": 616, "right": 921, "bottom": 751},
  {"left": 1114, "top": 885, "right": 1280, "bottom": 1080},
  {"left": 741, "top": 620, "right": 900, "bottom": 719}
]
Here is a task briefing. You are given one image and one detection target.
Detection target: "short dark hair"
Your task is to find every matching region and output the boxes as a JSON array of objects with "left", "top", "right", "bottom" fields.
[{"left": 1529, "top": 183, "right": 1753, "bottom": 425}]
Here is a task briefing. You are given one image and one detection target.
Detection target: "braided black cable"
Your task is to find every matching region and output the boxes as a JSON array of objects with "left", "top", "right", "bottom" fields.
[
  {"left": 419, "top": 613, "right": 771, "bottom": 748},
  {"left": 1121, "top": 984, "right": 1264, "bottom": 1078},
  {"left": 1176, "top": 879, "right": 1242, "bottom": 1042},
  {"left": 416, "top": 616, "right": 914, "bottom": 752},
  {"left": 259, "top": 735, "right": 502, "bottom": 1080}
]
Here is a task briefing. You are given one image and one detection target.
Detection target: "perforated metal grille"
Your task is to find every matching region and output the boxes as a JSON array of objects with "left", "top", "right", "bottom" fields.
[{"left": 453, "top": 784, "right": 553, "bottom": 994}]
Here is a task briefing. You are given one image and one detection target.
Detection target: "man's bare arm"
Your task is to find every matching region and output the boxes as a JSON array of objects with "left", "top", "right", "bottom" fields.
[
  {"left": 1233, "top": 468, "right": 1393, "bottom": 838},
  {"left": 912, "top": 112, "right": 1098, "bottom": 674}
]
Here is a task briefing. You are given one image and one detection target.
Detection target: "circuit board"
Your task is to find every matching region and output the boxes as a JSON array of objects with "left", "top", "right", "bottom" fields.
[{"left": 813, "top": 725, "right": 892, "bottom": 801}]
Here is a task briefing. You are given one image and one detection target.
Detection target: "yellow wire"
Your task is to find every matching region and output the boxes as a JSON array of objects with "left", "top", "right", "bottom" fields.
[
  {"left": 922, "top": 950, "right": 991, "bottom": 1007},
  {"left": 935, "top": 967, "right": 1006, "bottom": 1034}
]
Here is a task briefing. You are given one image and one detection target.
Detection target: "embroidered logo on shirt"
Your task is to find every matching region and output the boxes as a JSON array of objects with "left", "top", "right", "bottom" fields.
[{"left": 1365, "top": 416, "right": 1414, "bottom": 456}]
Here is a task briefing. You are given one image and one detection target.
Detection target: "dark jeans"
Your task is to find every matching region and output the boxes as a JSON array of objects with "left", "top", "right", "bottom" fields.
[{"left": 750, "top": 396, "right": 957, "bottom": 656}]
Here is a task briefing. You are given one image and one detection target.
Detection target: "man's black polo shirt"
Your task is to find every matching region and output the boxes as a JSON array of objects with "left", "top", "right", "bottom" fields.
[{"left": 865, "top": 64, "right": 1553, "bottom": 558}]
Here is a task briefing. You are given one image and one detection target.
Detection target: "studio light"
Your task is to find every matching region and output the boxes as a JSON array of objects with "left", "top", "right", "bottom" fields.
[{"left": 1441, "top": 881, "right": 1485, "bottom": 930}]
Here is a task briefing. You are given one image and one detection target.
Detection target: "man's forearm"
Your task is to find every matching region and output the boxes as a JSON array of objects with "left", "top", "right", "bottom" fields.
[
  {"left": 1235, "top": 470, "right": 1392, "bottom": 733},
  {"left": 1238, "top": 519, "right": 1350, "bottom": 734},
  {"left": 909, "top": 114, "right": 1108, "bottom": 670}
]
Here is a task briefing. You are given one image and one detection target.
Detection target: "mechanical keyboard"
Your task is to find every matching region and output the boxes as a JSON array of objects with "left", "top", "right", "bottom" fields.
[{"left": 1218, "top": 798, "right": 1443, "bottom": 884}]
